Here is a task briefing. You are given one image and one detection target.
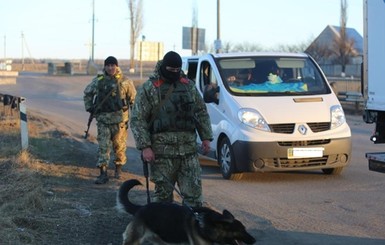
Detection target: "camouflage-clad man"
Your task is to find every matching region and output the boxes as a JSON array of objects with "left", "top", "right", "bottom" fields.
[
  {"left": 130, "top": 51, "right": 213, "bottom": 207},
  {"left": 84, "top": 56, "right": 136, "bottom": 184}
]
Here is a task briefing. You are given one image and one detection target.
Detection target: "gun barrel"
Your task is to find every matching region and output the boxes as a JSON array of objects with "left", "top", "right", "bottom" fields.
[{"left": 84, "top": 113, "right": 93, "bottom": 139}]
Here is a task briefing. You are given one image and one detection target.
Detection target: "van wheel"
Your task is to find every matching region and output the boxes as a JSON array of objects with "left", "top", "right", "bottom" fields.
[
  {"left": 322, "top": 167, "right": 343, "bottom": 175},
  {"left": 218, "top": 137, "right": 236, "bottom": 179}
]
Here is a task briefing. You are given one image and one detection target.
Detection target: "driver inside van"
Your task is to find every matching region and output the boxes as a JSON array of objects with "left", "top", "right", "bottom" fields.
[{"left": 227, "top": 69, "right": 253, "bottom": 87}]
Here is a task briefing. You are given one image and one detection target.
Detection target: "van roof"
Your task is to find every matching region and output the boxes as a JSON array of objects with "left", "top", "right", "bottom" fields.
[
  {"left": 210, "top": 52, "right": 309, "bottom": 58},
  {"left": 182, "top": 52, "right": 310, "bottom": 61}
]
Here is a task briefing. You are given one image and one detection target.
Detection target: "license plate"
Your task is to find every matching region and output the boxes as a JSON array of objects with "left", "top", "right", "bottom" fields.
[{"left": 287, "top": 147, "right": 324, "bottom": 159}]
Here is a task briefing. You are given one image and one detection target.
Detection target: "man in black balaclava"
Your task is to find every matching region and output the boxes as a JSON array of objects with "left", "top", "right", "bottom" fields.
[
  {"left": 130, "top": 50, "right": 213, "bottom": 208},
  {"left": 160, "top": 51, "right": 182, "bottom": 83}
]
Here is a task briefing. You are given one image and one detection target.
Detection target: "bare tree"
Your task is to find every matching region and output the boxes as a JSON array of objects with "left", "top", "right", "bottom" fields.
[
  {"left": 332, "top": 0, "right": 357, "bottom": 75},
  {"left": 274, "top": 38, "right": 313, "bottom": 53},
  {"left": 306, "top": 42, "right": 333, "bottom": 64},
  {"left": 231, "top": 42, "right": 263, "bottom": 52},
  {"left": 126, "top": 0, "right": 143, "bottom": 72}
]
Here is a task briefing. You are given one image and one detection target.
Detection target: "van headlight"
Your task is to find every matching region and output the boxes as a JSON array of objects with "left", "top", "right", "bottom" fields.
[
  {"left": 330, "top": 105, "right": 346, "bottom": 129},
  {"left": 238, "top": 108, "right": 270, "bottom": 132}
]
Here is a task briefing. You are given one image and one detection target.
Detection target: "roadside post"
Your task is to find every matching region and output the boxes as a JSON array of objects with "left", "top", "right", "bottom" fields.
[{"left": 18, "top": 97, "right": 28, "bottom": 150}]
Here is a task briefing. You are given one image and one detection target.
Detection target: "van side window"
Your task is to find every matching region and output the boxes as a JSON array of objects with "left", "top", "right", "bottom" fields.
[
  {"left": 210, "top": 67, "right": 217, "bottom": 87},
  {"left": 200, "top": 61, "right": 219, "bottom": 104},
  {"left": 200, "top": 61, "right": 212, "bottom": 92},
  {"left": 187, "top": 62, "right": 197, "bottom": 81}
]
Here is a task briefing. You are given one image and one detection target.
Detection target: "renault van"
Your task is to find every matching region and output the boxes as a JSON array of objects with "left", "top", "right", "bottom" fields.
[{"left": 183, "top": 52, "right": 352, "bottom": 179}]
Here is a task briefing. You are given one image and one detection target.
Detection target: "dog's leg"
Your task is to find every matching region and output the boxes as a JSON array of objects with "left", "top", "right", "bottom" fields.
[
  {"left": 123, "top": 219, "right": 173, "bottom": 245},
  {"left": 143, "top": 235, "right": 171, "bottom": 245},
  {"left": 122, "top": 221, "right": 142, "bottom": 245},
  {"left": 185, "top": 216, "right": 212, "bottom": 245}
]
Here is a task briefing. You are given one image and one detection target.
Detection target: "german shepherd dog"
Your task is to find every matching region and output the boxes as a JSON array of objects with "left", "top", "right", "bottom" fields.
[{"left": 117, "top": 179, "right": 256, "bottom": 245}]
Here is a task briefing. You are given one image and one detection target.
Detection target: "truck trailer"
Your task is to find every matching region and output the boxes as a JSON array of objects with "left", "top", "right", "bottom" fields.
[{"left": 362, "top": 0, "right": 385, "bottom": 173}]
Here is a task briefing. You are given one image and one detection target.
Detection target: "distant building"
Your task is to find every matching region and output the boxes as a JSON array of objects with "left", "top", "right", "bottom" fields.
[
  {"left": 306, "top": 25, "right": 363, "bottom": 77},
  {"left": 135, "top": 41, "right": 164, "bottom": 62}
]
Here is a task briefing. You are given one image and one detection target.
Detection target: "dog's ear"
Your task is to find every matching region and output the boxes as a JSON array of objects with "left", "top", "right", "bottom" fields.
[{"left": 221, "top": 209, "right": 235, "bottom": 223}]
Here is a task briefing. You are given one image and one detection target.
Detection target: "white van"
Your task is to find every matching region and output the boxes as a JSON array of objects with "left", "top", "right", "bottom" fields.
[{"left": 182, "top": 52, "right": 352, "bottom": 179}]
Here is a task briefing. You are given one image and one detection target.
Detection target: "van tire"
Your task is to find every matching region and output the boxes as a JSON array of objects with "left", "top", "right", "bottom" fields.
[
  {"left": 218, "top": 137, "right": 236, "bottom": 180},
  {"left": 322, "top": 167, "right": 344, "bottom": 175}
]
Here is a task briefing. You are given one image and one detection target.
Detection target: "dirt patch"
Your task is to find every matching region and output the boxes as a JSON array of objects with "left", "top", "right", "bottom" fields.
[{"left": 0, "top": 111, "right": 151, "bottom": 245}]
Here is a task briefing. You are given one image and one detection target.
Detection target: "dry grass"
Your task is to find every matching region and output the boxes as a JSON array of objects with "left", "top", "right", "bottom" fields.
[
  {"left": 0, "top": 107, "right": 145, "bottom": 244},
  {"left": 0, "top": 111, "right": 45, "bottom": 243},
  {"left": 0, "top": 114, "right": 56, "bottom": 243},
  {"left": 0, "top": 111, "right": 80, "bottom": 244}
]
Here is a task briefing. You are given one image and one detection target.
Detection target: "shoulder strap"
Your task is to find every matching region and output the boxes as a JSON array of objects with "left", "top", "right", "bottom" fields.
[
  {"left": 93, "top": 77, "right": 115, "bottom": 113},
  {"left": 148, "top": 84, "right": 175, "bottom": 126}
]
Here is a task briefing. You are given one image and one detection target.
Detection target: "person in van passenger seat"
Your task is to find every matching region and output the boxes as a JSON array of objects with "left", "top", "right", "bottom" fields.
[
  {"left": 253, "top": 61, "right": 280, "bottom": 83},
  {"left": 227, "top": 69, "right": 253, "bottom": 86}
]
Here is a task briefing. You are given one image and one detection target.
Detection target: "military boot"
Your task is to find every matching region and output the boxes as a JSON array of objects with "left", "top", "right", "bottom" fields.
[
  {"left": 114, "top": 164, "right": 123, "bottom": 179},
  {"left": 95, "top": 166, "right": 109, "bottom": 184}
]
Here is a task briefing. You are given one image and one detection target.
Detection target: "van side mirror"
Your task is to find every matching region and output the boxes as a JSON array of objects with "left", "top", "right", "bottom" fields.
[{"left": 203, "top": 84, "right": 219, "bottom": 104}]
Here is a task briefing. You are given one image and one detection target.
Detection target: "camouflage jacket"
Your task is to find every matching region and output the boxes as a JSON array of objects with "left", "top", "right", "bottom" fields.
[
  {"left": 130, "top": 61, "right": 213, "bottom": 156},
  {"left": 83, "top": 67, "right": 137, "bottom": 124}
]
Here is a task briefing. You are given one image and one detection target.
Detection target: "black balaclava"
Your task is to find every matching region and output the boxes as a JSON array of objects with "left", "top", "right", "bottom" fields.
[{"left": 160, "top": 51, "right": 182, "bottom": 83}]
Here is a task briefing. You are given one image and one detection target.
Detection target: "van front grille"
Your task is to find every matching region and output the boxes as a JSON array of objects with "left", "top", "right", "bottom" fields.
[
  {"left": 269, "top": 124, "right": 295, "bottom": 133},
  {"left": 307, "top": 122, "right": 331, "bottom": 132},
  {"left": 278, "top": 139, "right": 330, "bottom": 146},
  {"left": 274, "top": 156, "right": 329, "bottom": 168},
  {"left": 269, "top": 122, "right": 331, "bottom": 134},
  {"left": 261, "top": 156, "right": 329, "bottom": 169}
]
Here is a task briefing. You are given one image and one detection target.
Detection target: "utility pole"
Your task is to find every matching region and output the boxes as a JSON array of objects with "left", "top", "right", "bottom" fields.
[
  {"left": 215, "top": 0, "right": 221, "bottom": 54},
  {"left": 20, "top": 32, "right": 35, "bottom": 71},
  {"left": 191, "top": 0, "right": 198, "bottom": 55},
  {"left": 91, "top": 0, "right": 95, "bottom": 61},
  {"left": 139, "top": 35, "right": 145, "bottom": 80},
  {"left": 21, "top": 32, "right": 25, "bottom": 71},
  {"left": 3, "top": 35, "right": 6, "bottom": 61}
]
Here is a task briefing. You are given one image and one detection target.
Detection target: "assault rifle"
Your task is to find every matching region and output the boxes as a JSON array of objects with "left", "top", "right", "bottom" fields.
[
  {"left": 84, "top": 94, "right": 97, "bottom": 139},
  {"left": 84, "top": 111, "right": 94, "bottom": 139}
]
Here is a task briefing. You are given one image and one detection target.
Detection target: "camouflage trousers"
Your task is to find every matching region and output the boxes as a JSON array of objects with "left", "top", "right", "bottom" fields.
[
  {"left": 96, "top": 121, "right": 127, "bottom": 168},
  {"left": 150, "top": 154, "right": 203, "bottom": 208}
]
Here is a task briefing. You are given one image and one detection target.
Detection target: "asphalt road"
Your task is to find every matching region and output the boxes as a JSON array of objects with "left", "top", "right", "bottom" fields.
[{"left": 1, "top": 72, "right": 385, "bottom": 245}]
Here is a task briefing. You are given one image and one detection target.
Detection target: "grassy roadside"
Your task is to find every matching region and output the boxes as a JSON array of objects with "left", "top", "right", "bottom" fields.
[
  {"left": 0, "top": 108, "right": 143, "bottom": 244},
  {"left": 0, "top": 112, "right": 50, "bottom": 244}
]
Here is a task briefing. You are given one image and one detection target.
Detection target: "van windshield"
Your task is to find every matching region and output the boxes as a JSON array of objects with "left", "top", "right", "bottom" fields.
[{"left": 217, "top": 56, "right": 330, "bottom": 96}]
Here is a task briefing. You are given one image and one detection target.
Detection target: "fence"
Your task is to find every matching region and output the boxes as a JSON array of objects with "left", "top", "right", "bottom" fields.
[
  {"left": 321, "top": 64, "right": 361, "bottom": 78},
  {"left": 328, "top": 77, "right": 363, "bottom": 112}
]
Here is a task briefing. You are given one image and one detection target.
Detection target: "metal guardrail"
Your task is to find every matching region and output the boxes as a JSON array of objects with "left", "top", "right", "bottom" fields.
[{"left": 0, "top": 93, "right": 29, "bottom": 150}]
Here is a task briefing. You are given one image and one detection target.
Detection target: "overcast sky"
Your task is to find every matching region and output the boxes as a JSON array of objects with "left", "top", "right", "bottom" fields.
[{"left": 0, "top": 0, "right": 363, "bottom": 60}]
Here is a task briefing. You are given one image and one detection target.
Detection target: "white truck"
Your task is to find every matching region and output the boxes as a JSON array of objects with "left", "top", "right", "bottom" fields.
[
  {"left": 362, "top": 0, "right": 385, "bottom": 173},
  {"left": 183, "top": 52, "right": 352, "bottom": 179}
]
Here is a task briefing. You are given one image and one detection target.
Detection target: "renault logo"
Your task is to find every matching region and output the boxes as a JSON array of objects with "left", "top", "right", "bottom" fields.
[{"left": 298, "top": 124, "right": 307, "bottom": 135}]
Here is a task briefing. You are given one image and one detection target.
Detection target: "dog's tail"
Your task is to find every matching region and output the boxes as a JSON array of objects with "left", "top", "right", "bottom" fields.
[{"left": 117, "top": 179, "right": 143, "bottom": 215}]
